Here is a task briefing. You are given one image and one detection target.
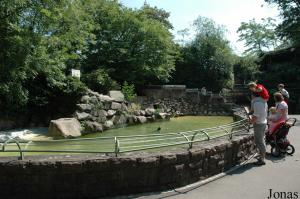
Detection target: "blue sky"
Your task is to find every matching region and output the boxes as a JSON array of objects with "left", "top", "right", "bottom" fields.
[{"left": 120, "top": 0, "right": 280, "bottom": 54}]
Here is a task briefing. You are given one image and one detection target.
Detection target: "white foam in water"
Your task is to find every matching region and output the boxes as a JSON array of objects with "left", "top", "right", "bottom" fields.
[{"left": 0, "top": 128, "right": 48, "bottom": 142}]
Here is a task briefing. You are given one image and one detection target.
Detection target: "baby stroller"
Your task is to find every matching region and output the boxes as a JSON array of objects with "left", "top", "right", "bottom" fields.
[{"left": 265, "top": 118, "right": 296, "bottom": 157}]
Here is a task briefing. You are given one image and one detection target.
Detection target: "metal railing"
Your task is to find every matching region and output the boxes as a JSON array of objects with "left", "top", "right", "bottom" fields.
[{"left": 0, "top": 119, "right": 250, "bottom": 160}]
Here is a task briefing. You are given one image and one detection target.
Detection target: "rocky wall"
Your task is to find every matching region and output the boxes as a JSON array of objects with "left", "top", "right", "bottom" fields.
[
  {"left": 0, "top": 133, "right": 255, "bottom": 199},
  {"left": 72, "top": 90, "right": 171, "bottom": 135},
  {"left": 137, "top": 95, "right": 233, "bottom": 116}
]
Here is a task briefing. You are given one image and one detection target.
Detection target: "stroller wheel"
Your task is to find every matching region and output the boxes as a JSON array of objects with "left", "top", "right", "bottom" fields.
[
  {"left": 286, "top": 144, "right": 295, "bottom": 155},
  {"left": 271, "top": 146, "right": 281, "bottom": 157}
]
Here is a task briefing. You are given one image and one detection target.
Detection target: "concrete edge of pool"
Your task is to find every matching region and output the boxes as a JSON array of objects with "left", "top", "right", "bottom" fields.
[{"left": 0, "top": 111, "right": 255, "bottom": 199}]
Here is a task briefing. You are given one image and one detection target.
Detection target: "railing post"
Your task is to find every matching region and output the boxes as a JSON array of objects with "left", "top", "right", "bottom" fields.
[
  {"left": 178, "top": 132, "right": 192, "bottom": 149},
  {"left": 190, "top": 132, "right": 199, "bottom": 149},
  {"left": 2, "top": 138, "right": 24, "bottom": 160},
  {"left": 114, "top": 137, "right": 120, "bottom": 157},
  {"left": 201, "top": 130, "right": 210, "bottom": 141},
  {"left": 218, "top": 126, "right": 232, "bottom": 139}
]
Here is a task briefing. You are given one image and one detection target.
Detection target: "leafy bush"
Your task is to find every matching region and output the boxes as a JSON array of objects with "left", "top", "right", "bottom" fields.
[
  {"left": 81, "top": 69, "right": 120, "bottom": 94},
  {"left": 122, "top": 81, "right": 137, "bottom": 102},
  {"left": 127, "top": 103, "right": 141, "bottom": 114}
]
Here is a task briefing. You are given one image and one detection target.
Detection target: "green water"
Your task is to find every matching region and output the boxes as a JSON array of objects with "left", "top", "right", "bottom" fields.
[
  {"left": 0, "top": 116, "right": 233, "bottom": 156},
  {"left": 84, "top": 116, "right": 233, "bottom": 138}
]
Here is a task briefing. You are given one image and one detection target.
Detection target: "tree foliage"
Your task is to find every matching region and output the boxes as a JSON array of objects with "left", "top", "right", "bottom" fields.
[
  {"left": 0, "top": 0, "right": 177, "bottom": 114},
  {"left": 172, "top": 17, "right": 235, "bottom": 91},
  {"left": 82, "top": 1, "right": 177, "bottom": 90},
  {"left": 265, "top": 0, "right": 300, "bottom": 45},
  {"left": 234, "top": 55, "right": 260, "bottom": 84},
  {"left": 237, "top": 18, "right": 279, "bottom": 54}
]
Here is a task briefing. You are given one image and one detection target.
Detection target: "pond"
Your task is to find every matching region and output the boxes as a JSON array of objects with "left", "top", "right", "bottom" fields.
[{"left": 0, "top": 116, "right": 234, "bottom": 156}]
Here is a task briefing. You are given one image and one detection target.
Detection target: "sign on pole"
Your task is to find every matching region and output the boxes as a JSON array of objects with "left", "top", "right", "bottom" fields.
[{"left": 71, "top": 69, "right": 81, "bottom": 79}]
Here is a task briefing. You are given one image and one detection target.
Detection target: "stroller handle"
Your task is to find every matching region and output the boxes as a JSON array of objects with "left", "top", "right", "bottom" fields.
[{"left": 286, "top": 118, "right": 297, "bottom": 126}]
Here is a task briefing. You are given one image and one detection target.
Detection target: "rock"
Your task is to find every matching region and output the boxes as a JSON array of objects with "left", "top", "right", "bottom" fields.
[
  {"left": 103, "top": 120, "right": 114, "bottom": 129},
  {"left": 83, "top": 121, "right": 103, "bottom": 133},
  {"left": 96, "top": 115, "right": 107, "bottom": 123},
  {"left": 107, "top": 110, "right": 116, "bottom": 117},
  {"left": 145, "top": 108, "right": 155, "bottom": 116},
  {"left": 121, "top": 103, "right": 128, "bottom": 111},
  {"left": 76, "top": 104, "right": 92, "bottom": 112},
  {"left": 140, "top": 110, "right": 146, "bottom": 116},
  {"left": 99, "top": 94, "right": 113, "bottom": 102},
  {"left": 113, "top": 114, "right": 127, "bottom": 126},
  {"left": 156, "top": 112, "right": 171, "bottom": 120},
  {"left": 137, "top": 116, "right": 147, "bottom": 124},
  {"left": 133, "top": 110, "right": 141, "bottom": 116},
  {"left": 109, "top": 90, "right": 125, "bottom": 102},
  {"left": 75, "top": 112, "right": 91, "bottom": 121},
  {"left": 91, "top": 109, "right": 107, "bottom": 117},
  {"left": 146, "top": 115, "right": 155, "bottom": 122},
  {"left": 127, "top": 115, "right": 135, "bottom": 124},
  {"left": 90, "top": 96, "right": 98, "bottom": 104},
  {"left": 48, "top": 118, "right": 81, "bottom": 138},
  {"left": 103, "top": 101, "right": 112, "bottom": 110},
  {"left": 80, "top": 95, "right": 90, "bottom": 103},
  {"left": 87, "top": 89, "right": 100, "bottom": 97},
  {"left": 157, "top": 112, "right": 166, "bottom": 119},
  {"left": 111, "top": 102, "right": 122, "bottom": 110}
]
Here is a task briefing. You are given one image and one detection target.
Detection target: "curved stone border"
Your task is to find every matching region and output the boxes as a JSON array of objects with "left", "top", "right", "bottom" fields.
[{"left": 0, "top": 109, "right": 254, "bottom": 199}]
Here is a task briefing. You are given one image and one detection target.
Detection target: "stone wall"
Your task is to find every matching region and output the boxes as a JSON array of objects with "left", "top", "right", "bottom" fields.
[
  {"left": 0, "top": 133, "right": 255, "bottom": 199},
  {"left": 137, "top": 87, "right": 233, "bottom": 116},
  {"left": 73, "top": 90, "right": 170, "bottom": 134}
]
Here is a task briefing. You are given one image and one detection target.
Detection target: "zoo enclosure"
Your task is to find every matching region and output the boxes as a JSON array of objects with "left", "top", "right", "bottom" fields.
[{"left": 0, "top": 117, "right": 250, "bottom": 160}]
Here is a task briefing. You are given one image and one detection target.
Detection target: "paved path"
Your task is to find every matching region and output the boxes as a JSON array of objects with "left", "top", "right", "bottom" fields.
[{"left": 134, "top": 115, "right": 300, "bottom": 199}]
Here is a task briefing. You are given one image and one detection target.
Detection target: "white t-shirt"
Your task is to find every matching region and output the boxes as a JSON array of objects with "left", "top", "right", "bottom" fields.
[
  {"left": 276, "top": 101, "right": 288, "bottom": 121},
  {"left": 252, "top": 97, "right": 268, "bottom": 124}
]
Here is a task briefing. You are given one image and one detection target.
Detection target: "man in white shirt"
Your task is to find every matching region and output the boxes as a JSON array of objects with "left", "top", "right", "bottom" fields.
[{"left": 250, "top": 92, "right": 268, "bottom": 165}]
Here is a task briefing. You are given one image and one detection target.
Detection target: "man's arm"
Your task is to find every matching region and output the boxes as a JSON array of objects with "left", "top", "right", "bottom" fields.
[
  {"left": 251, "top": 101, "right": 263, "bottom": 124},
  {"left": 250, "top": 115, "right": 257, "bottom": 124}
]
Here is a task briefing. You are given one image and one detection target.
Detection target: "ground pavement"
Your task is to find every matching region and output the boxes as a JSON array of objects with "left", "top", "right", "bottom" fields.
[{"left": 130, "top": 115, "right": 300, "bottom": 199}]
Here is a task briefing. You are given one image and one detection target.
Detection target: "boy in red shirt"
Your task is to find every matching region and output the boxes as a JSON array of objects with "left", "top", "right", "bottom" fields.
[{"left": 248, "top": 82, "right": 269, "bottom": 101}]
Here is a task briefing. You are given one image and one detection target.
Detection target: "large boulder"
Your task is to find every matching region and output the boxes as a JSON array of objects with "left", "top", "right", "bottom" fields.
[
  {"left": 48, "top": 118, "right": 82, "bottom": 138},
  {"left": 109, "top": 90, "right": 125, "bottom": 102}
]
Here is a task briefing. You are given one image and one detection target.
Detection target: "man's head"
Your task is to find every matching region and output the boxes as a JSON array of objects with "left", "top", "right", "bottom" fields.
[
  {"left": 248, "top": 82, "right": 257, "bottom": 92},
  {"left": 278, "top": 83, "right": 284, "bottom": 91}
]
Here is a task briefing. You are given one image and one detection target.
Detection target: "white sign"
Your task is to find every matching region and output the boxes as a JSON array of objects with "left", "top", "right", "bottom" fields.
[{"left": 71, "top": 69, "right": 81, "bottom": 78}]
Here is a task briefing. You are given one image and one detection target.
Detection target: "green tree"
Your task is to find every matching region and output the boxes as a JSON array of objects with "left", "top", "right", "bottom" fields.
[
  {"left": 237, "top": 18, "right": 279, "bottom": 54},
  {"left": 82, "top": 2, "right": 178, "bottom": 90},
  {"left": 0, "top": 0, "right": 90, "bottom": 113},
  {"left": 234, "top": 55, "right": 260, "bottom": 84},
  {"left": 265, "top": 0, "right": 300, "bottom": 45},
  {"left": 172, "top": 17, "right": 235, "bottom": 91},
  {"left": 138, "top": 2, "right": 173, "bottom": 29}
]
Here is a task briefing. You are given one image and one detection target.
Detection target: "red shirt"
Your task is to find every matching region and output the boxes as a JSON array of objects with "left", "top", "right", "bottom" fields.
[{"left": 256, "top": 84, "right": 269, "bottom": 100}]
